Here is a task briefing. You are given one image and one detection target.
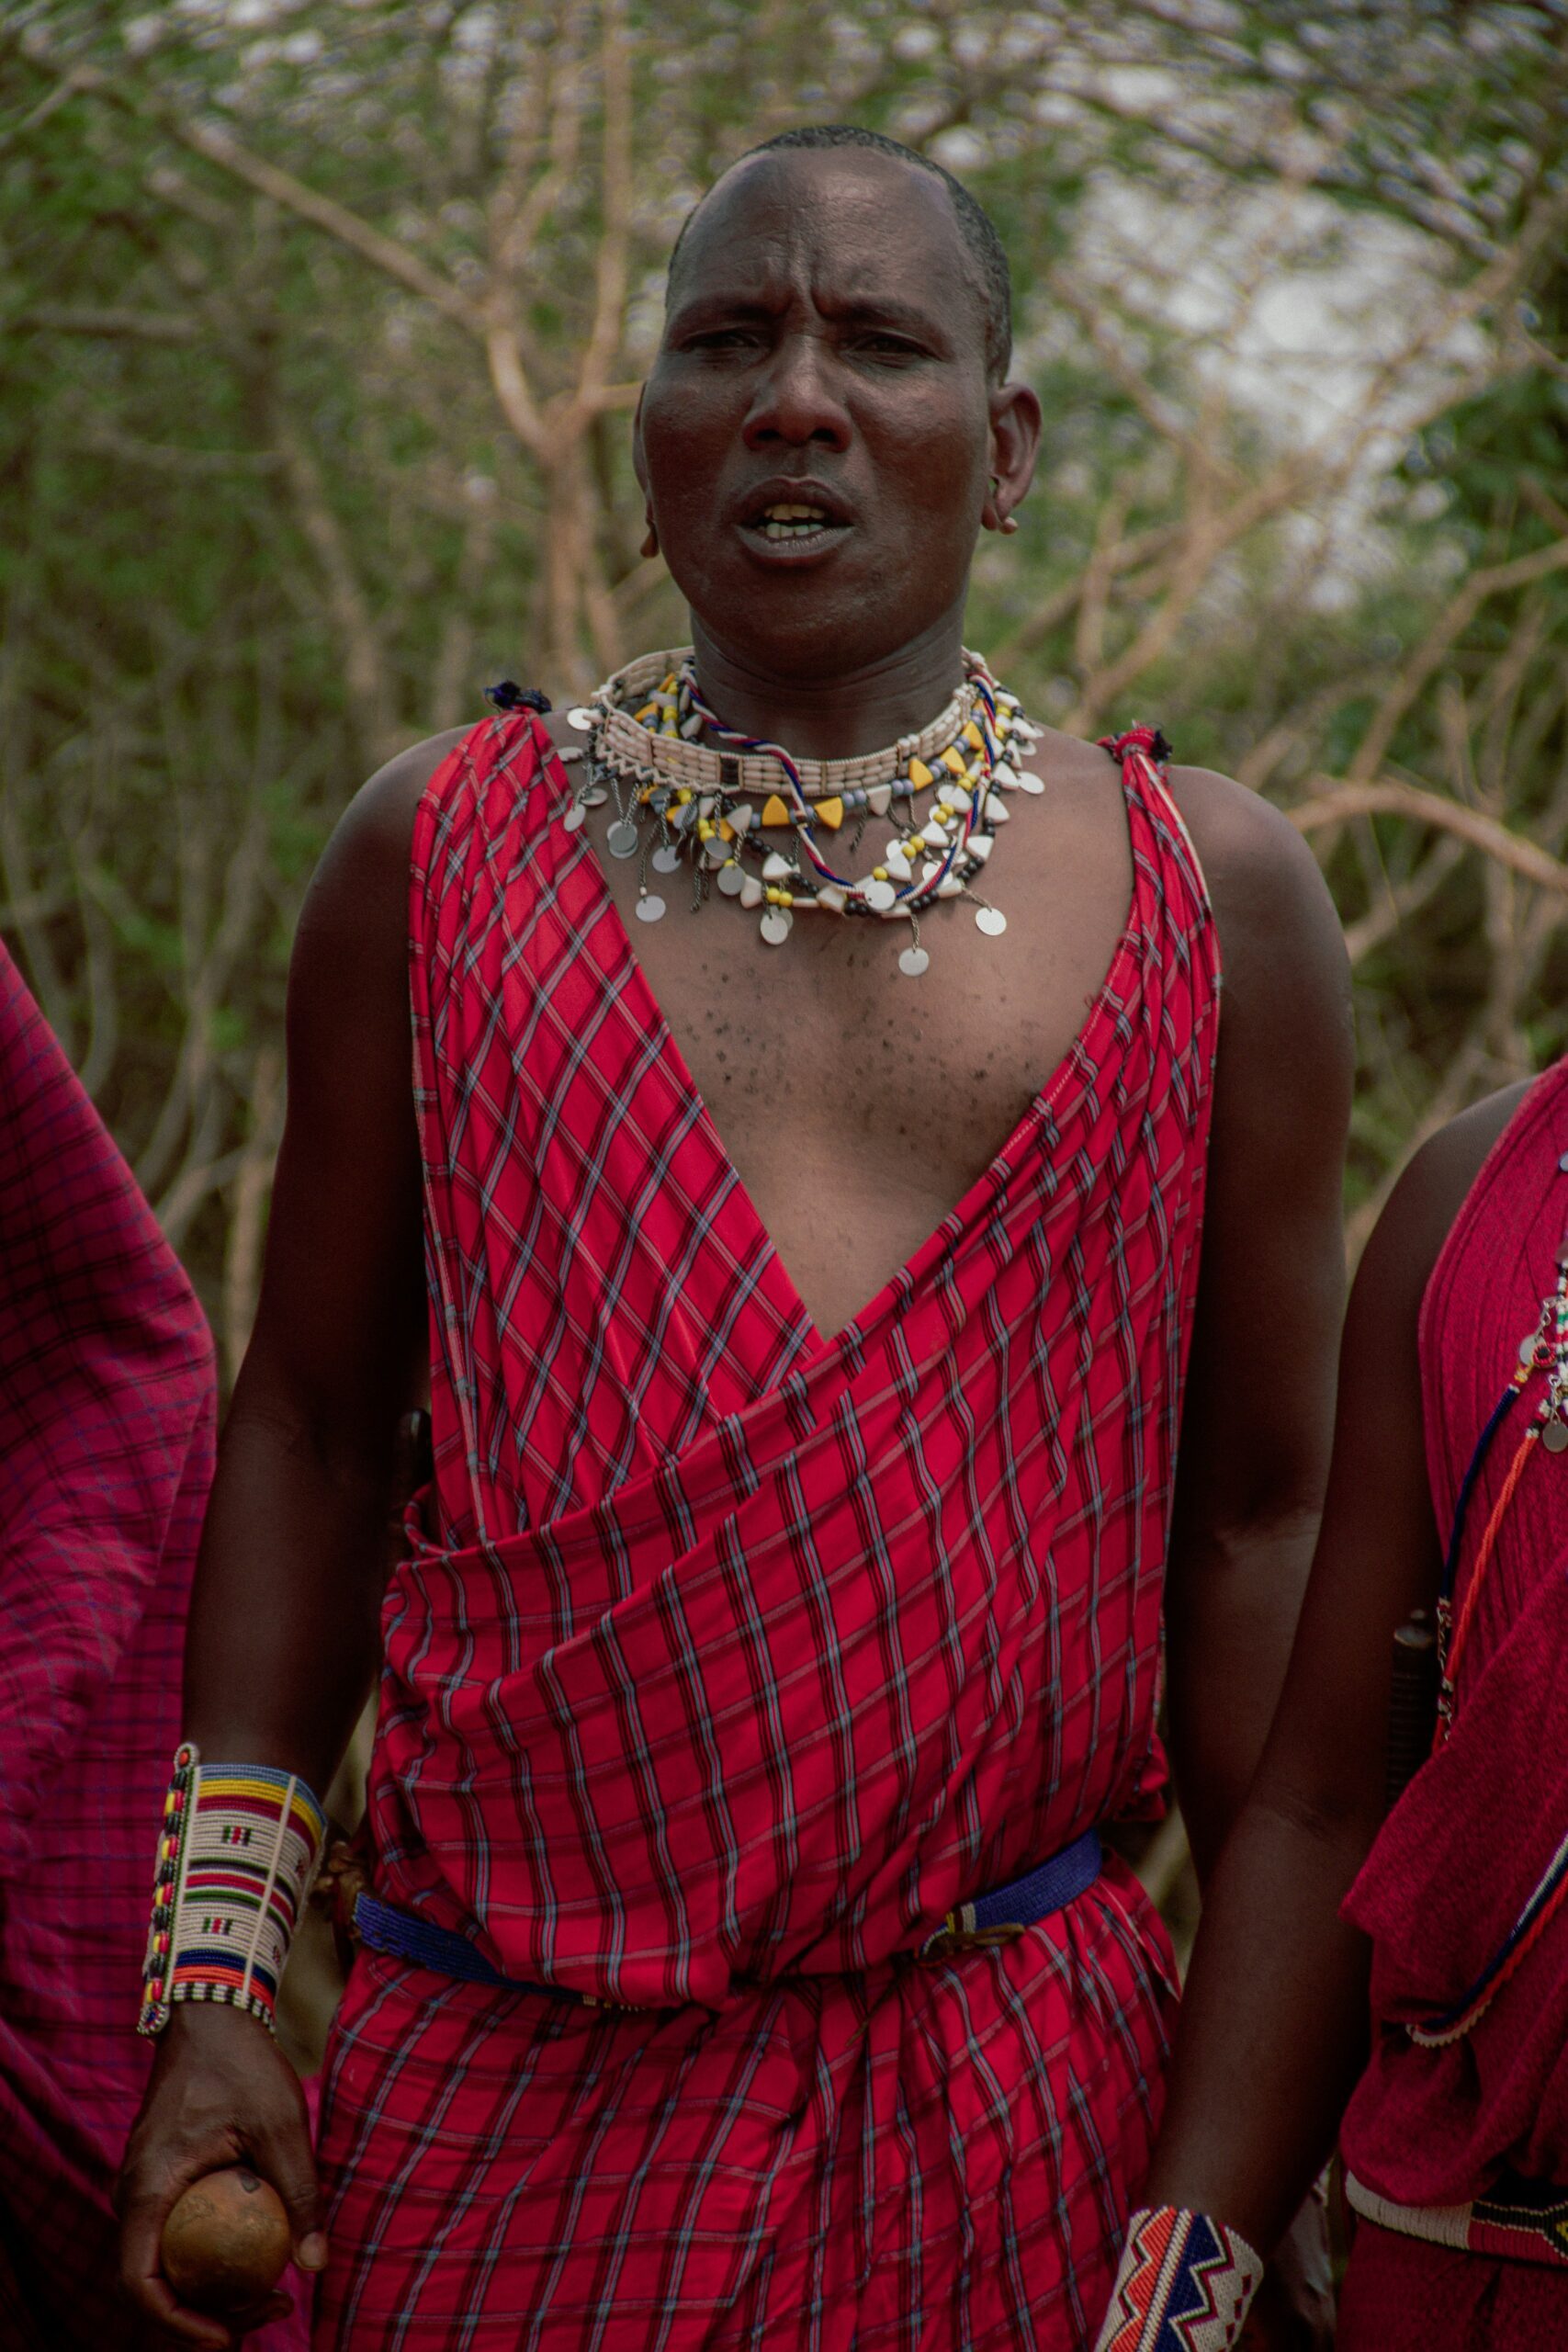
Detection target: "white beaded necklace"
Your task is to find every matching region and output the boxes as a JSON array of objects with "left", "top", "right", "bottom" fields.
[{"left": 563, "top": 649, "right": 1041, "bottom": 977}]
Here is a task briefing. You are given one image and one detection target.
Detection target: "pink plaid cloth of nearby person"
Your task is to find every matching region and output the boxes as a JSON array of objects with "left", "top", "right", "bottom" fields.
[
  {"left": 314, "top": 713, "right": 1221, "bottom": 2347},
  {"left": 0, "top": 943, "right": 308, "bottom": 2347}
]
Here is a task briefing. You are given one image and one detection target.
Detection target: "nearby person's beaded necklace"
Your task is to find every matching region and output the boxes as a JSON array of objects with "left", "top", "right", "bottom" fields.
[{"left": 556, "top": 647, "right": 1042, "bottom": 978}]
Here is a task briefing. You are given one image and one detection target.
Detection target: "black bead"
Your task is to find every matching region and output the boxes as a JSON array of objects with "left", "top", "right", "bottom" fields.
[{"left": 485, "top": 681, "right": 553, "bottom": 714}]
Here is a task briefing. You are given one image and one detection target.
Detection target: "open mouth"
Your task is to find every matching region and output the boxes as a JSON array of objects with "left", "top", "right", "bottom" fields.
[{"left": 739, "top": 493, "right": 852, "bottom": 551}]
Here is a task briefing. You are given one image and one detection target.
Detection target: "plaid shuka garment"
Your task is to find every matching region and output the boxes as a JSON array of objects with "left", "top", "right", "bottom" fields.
[
  {"left": 0, "top": 946, "right": 216, "bottom": 2343},
  {"left": 315, "top": 714, "right": 1220, "bottom": 2350}
]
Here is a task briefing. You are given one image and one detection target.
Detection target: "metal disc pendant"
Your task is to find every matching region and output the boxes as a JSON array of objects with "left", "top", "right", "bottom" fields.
[
  {"left": 651, "top": 844, "right": 682, "bottom": 874},
  {"left": 567, "top": 706, "right": 595, "bottom": 731},
  {"left": 976, "top": 906, "right": 1008, "bottom": 938},
  {"left": 562, "top": 801, "right": 586, "bottom": 833},
  {"left": 899, "top": 945, "right": 931, "bottom": 978},
  {"left": 716, "top": 863, "right": 746, "bottom": 897},
  {"left": 760, "top": 909, "right": 793, "bottom": 945},
  {"left": 606, "top": 820, "right": 639, "bottom": 859},
  {"left": 1017, "top": 771, "right": 1045, "bottom": 796},
  {"left": 581, "top": 784, "right": 608, "bottom": 807},
  {"left": 1545, "top": 1416, "right": 1568, "bottom": 1453},
  {"left": 636, "top": 892, "right": 666, "bottom": 924}
]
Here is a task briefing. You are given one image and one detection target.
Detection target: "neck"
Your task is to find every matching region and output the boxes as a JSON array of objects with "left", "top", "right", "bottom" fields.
[{"left": 687, "top": 609, "right": 969, "bottom": 760}]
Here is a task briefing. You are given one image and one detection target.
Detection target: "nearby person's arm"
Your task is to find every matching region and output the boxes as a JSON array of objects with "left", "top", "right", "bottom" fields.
[
  {"left": 1162, "top": 775, "right": 1353, "bottom": 1887},
  {"left": 118, "top": 733, "right": 459, "bottom": 2351},
  {"left": 1136, "top": 1085, "right": 1524, "bottom": 2256}
]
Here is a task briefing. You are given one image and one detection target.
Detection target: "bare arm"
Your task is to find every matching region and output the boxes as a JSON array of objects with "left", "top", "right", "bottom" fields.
[
  {"left": 1166, "top": 774, "right": 1354, "bottom": 1882},
  {"left": 118, "top": 729, "right": 463, "bottom": 2348},
  {"left": 1141, "top": 1083, "right": 1527, "bottom": 2252}
]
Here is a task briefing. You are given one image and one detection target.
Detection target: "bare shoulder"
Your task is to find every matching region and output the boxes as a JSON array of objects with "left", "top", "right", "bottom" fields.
[
  {"left": 287, "top": 726, "right": 474, "bottom": 1044},
  {"left": 1359, "top": 1077, "right": 1535, "bottom": 1316},
  {"left": 307, "top": 726, "right": 473, "bottom": 913},
  {"left": 1166, "top": 763, "right": 1347, "bottom": 999}
]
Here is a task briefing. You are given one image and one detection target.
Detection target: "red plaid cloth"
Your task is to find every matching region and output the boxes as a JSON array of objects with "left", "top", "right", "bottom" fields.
[
  {"left": 0, "top": 944, "right": 215, "bottom": 2342},
  {"left": 315, "top": 716, "right": 1220, "bottom": 2346},
  {"left": 1343, "top": 1055, "right": 1568, "bottom": 2214}
]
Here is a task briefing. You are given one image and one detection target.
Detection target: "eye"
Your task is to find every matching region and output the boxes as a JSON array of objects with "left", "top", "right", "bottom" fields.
[
  {"left": 682, "top": 328, "right": 761, "bottom": 353},
  {"left": 852, "top": 332, "right": 928, "bottom": 362}
]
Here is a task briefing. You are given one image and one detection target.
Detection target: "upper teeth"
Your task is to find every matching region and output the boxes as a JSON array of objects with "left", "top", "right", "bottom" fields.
[{"left": 763, "top": 503, "right": 827, "bottom": 521}]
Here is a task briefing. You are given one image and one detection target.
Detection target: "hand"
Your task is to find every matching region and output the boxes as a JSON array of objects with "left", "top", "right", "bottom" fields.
[
  {"left": 1240, "top": 2190, "right": 1336, "bottom": 2350},
  {"left": 118, "top": 2003, "right": 327, "bottom": 2349}
]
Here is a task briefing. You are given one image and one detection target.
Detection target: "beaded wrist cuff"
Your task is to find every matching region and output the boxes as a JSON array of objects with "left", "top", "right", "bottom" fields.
[
  {"left": 138, "top": 1742, "right": 327, "bottom": 2037},
  {"left": 1094, "top": 2205, "right": 1263, "bottom": 2352}
]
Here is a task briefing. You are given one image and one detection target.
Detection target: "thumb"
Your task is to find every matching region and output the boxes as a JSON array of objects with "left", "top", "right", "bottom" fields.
[{"left": 250, "top": 2120, "right": 328, "bottom": 2273}]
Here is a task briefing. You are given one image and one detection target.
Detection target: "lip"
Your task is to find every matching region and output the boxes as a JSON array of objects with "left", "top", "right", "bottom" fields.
[
  {"left": 735, "top": 477, "right": 855, "bottom": 530},
  {"left": 732, "top": 475, "right": 855, "bottom": 566}
]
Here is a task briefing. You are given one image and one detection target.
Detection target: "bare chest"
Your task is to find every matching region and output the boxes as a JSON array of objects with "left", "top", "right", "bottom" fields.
[{"left": 578, "top": 739, "right": 1136, "bottom": 1339}]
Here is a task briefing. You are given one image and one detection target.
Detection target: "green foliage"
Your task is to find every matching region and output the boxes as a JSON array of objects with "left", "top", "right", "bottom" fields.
[{"left": 1, "top": 0, "right": 1566, "bottom": 1332}]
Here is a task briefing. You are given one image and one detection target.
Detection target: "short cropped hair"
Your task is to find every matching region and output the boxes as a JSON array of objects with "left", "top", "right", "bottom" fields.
[{"left": 668, "top": 123, "right": 1013, "bottom": 381}]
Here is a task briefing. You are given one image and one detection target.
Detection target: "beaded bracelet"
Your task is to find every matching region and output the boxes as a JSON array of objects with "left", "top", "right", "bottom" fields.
[
  {"left": 1094, "top": 2205, "right": 1263, "bottom": 2352},
  {"left": 138, "top": 1742, "right": 327, "bottom": 2037}
]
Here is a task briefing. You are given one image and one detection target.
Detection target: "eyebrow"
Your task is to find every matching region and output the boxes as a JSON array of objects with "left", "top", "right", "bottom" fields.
[{"left": 669, "top": 289, "right": 952, "bottom": 342}]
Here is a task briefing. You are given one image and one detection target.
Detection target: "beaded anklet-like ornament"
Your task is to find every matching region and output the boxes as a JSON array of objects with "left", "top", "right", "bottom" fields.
[
  {"left": 1094, "top": 2205, "right": 1263, "bottom": 2351},
  {"left": 138, "top": 1743, "right": 326, "bottom": 2037},
  {"left": 556, "top": 647, "right": 1043, "bottom": 977}
]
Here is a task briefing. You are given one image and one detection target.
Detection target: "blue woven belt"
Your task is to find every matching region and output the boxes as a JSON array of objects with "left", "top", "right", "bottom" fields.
[{"left": 354, "top": 1828, "right": 1102, "bottom": 2001}]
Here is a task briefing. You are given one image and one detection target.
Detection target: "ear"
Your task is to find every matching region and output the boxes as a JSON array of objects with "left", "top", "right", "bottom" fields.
[
  {"left": 631, "top": 385, "right": 649, "bottom": 500},
  {"left": 985, "top": 380, "right": 1042, "bottom": 535}
]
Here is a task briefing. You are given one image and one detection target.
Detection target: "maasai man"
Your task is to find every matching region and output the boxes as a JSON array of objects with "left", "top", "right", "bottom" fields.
[
  {"left": 1092, "top": 1062, "right": 1568, "bottom": 2350},
  {"left": 118, "top": 127, "right": 1351, "bottom": 2350}
]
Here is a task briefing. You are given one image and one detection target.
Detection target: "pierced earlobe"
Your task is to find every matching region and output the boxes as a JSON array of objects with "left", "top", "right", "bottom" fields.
[
  {"left": 1000, "top": 515, "right": 1020, "bottom": 536},
  {"left": 640, "top": 517, "right": 660, "bottom": 560}
]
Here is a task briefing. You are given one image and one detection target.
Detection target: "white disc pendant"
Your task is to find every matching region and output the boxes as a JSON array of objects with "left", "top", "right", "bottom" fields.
[
  {"left": 1017, "top": 770, "right": 1044, "bottom": 796},
  {"left": 716, "top": 863, "right": 746, "bottom": 897},
  {"left": 567, "top": 707, "right": 595, "bottom": 730},
  {"left": 563, "top": 802, "right": 586, "bottom": 833},
  {"left": 976, "top": 906, "right": 1008, "bottom": 938},
  {"left": 860, "top": 879, "right": 897, "bottom": 913},
  {"left": 651, "top": 844, "right": 681, "bottom": 874},
  {"left": 606, "top": 820, "right": 639, "bottom": 859},
  {"left": 899, "top": 945, "right": 931, "bottom": 978},
  {"left": 761, "top": 908, "right": 793, "bottom": 945},
  {"left": 636, "top": 893, "right": 666, "bottom": 924}
]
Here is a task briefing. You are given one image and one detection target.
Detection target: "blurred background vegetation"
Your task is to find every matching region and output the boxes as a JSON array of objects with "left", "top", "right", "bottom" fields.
[
  {"left": 6, "top": 0, "right": 1567, "bottom": 1367},
  {"left": 2, "top": 0, "right": 1565, "bottom": 1962}
]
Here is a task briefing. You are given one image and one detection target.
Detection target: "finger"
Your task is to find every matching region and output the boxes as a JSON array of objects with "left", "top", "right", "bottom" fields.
[
  {"left": 121, "top": 2183, "right": 241, "bottom": 2352},
  {"left": 125, "top": 2262, "right": 238, "bottom": 2352},
  {"left": 207, "top": 2289, "right": 294, "bottom": 2342},
  {"left": 249, "top": 2118, "right": 329, "bottom": 2273}
]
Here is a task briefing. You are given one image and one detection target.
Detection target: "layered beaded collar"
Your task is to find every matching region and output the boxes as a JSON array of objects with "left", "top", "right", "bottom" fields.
[{"left": 556, "top": 648, "right": 1042, "bottom": 978}]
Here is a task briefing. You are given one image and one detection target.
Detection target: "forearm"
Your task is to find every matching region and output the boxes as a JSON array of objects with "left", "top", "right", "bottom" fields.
[
  {"left": 1166, "top": 1507, "right": 1321, "bottom": 1881},
  {"left": 1144, "top": 1786, "right": 1375, "bottom": 2252},
  {"left": 181, "top": 1398, "right": 397, "bottom": 1797}
]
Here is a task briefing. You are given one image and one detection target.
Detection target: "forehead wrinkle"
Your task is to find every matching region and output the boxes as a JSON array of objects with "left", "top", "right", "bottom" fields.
[{"left": 668, "top": 153, "right": 983, "bottom": 336}]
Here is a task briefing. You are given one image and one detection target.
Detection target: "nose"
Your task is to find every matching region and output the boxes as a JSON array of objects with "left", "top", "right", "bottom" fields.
[{"left": 742, "top": 330, "right": 852, "bottom": 452}]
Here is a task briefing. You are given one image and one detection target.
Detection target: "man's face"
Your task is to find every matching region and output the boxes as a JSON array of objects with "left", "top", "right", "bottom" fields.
[{"left": 638, "top": 150, "right": 1004, "bottom": 681}]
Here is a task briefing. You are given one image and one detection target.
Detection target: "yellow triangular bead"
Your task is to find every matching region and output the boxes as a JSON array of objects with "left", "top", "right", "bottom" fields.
[
  {"left": 942, "top": 745, "right": 968, "bottom": 776},
  {"left": 908, "top": 757, "right": 934, "bottom": 788},
  {"left": 717, "top": 819, "right": 735, "bottom": 842},
  {"left": 761, "top": 794, "right": 792, "bottom": 828},
  {"left": 962, "top": 719, "right": 985, "bottom": 750},
  {"left": 814, "top": 796, "right": 843, "bottom": 830}
]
